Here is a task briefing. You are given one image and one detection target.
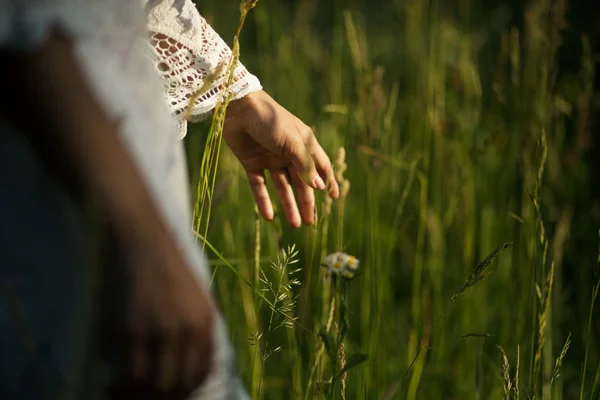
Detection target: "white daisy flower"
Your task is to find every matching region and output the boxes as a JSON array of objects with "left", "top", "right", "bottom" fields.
[
  {"left": 346, "top": 255, "right": 359, "bottom": 271},
  {"left": 323, "top": 253, "right": 339, "bottom": 269},
  {"left": 322, "top": 252, "right": 360, "bottom": 280},
  {"left": 341, "top": 269, "right": 355, "bottom": 279}
]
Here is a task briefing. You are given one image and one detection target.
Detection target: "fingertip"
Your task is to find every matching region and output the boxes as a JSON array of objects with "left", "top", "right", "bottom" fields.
[
  {"left": 248, "top": 171, "right": 275, "bottom": 222},
  {"left": 259, "top": 201, "right": 275, "bottom": 221},
  {"left": 301, "top": 217, "right": 315, "bottom": 227},
  {"left": 313, "top": 174, "right": 326, "bottom": 190},
  {"left": 328, "top": 180, "right": 340, "bottom": 199},
  {"left": 289, "top": 215, "right": 302, "bottom": 229},
  {"left": 263, "top": 209, "right": 274, "bottom": 221}
]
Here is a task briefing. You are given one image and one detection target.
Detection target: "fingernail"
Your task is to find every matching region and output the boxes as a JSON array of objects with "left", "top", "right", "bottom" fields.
[{"left": 314, "top": 175, "right": 326, "bottom": 190}]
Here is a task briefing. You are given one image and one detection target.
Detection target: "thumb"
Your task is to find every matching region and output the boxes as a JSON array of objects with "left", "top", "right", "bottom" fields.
[{"left": 281, "top": 135, "right": 325, "bottom": 190}]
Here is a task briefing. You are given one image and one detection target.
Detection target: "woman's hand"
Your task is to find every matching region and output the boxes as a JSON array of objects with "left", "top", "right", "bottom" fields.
[
  {"left": 223, "top": 90, "right": 339, "bottom": 228},
  {"left": 113, "top": 226, "right": 216, "bottom": 399}
]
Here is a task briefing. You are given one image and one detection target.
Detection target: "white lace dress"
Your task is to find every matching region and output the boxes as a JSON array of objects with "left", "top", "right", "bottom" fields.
[{"left": 0, "top": 0, "right": 261, "bottom": 398}]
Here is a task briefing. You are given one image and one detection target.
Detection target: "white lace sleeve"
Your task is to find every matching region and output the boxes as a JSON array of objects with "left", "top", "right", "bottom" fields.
[{"left": 144, "top": 0, "right": 262, "bottom": 138}]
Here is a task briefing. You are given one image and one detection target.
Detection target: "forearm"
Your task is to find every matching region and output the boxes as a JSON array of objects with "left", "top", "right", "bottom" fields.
[
  {"left": 0, "top": 30, "right": 168, "bottom": 242},
  {"left": 144, "top": 0, "right": 261, "bottom": 135}
]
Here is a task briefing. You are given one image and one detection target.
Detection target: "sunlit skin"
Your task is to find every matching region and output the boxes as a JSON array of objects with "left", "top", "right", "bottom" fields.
[{"left": 224, "top": 90, "right": 340, "bottom": 228}]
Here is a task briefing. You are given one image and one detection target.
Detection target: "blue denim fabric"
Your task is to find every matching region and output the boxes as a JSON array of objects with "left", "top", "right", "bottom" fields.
[{"left": 0, "top": 120, "right": 94, "bottom": 399}]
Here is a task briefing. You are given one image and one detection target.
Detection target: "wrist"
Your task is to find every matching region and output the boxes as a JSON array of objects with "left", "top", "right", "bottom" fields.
[{"left": 226, "top": 89, "right": 263, "bottom": 117}]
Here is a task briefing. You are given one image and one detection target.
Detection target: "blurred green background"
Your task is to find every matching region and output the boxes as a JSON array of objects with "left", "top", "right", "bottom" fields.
[{"left": 185, "top": 0, "right": 600, "bottom": 398}]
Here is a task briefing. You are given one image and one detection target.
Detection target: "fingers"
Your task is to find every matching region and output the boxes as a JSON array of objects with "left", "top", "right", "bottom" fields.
[
  {"left": 156, "top": 338, "right": 178, "bottom": 390},
  {"left": 263, "top": 125, "right": 337, "bottom": 226},
  {"left": 122, "top": 331, "right": 211, "bottom": 397},
  {"left": 280, "top": 133, "right": 325, "bottom": 190},
  {"left": 232, "top": 91, "right": 339, "bottom": 224},
  {"left": 249, "top": 168, "right": 316, "bottom": 227},
  {"left": 182, "top": 340, "right": 202, "bottom": 389},
  {"left": 305, "top": 135, "right": 340, "bottom": 199},
  {"left": 248, "top": 126, "right": 337, "bottom": 227},
  {"left": 181, "top": 323, "right": 213, "bottom": 392},
  {"left": 247, "top": 171, "right": 274, "bottom": 221},
  {"left": 127, "top": 334, "right": 180, "bottom": 392},
  {"left": 116, "top": 300, "right": 213, "bottom": 397},
  {"left": 296, "top": 124, "right": 339, "bottom": 199},
  {"left": 290, "top": 168, "right": 316, "bottom": 225},
  {"left": 270, "top": 169, "right": 302, "bottom": 228}
]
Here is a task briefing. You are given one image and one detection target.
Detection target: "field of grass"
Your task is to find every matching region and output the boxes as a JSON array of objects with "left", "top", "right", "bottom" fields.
[{"left": 184, "top": 0, "right": 600, "bottom": 398}]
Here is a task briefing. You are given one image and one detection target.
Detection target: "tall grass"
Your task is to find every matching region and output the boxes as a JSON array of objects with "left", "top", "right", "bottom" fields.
[{"left": 185, "top": 0, "right": 600, "bottom": 398}]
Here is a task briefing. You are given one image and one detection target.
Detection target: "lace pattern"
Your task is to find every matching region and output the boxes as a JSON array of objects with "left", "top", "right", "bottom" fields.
[{"left": 145, "top": 0, "right": 262, "bottom": 138}]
